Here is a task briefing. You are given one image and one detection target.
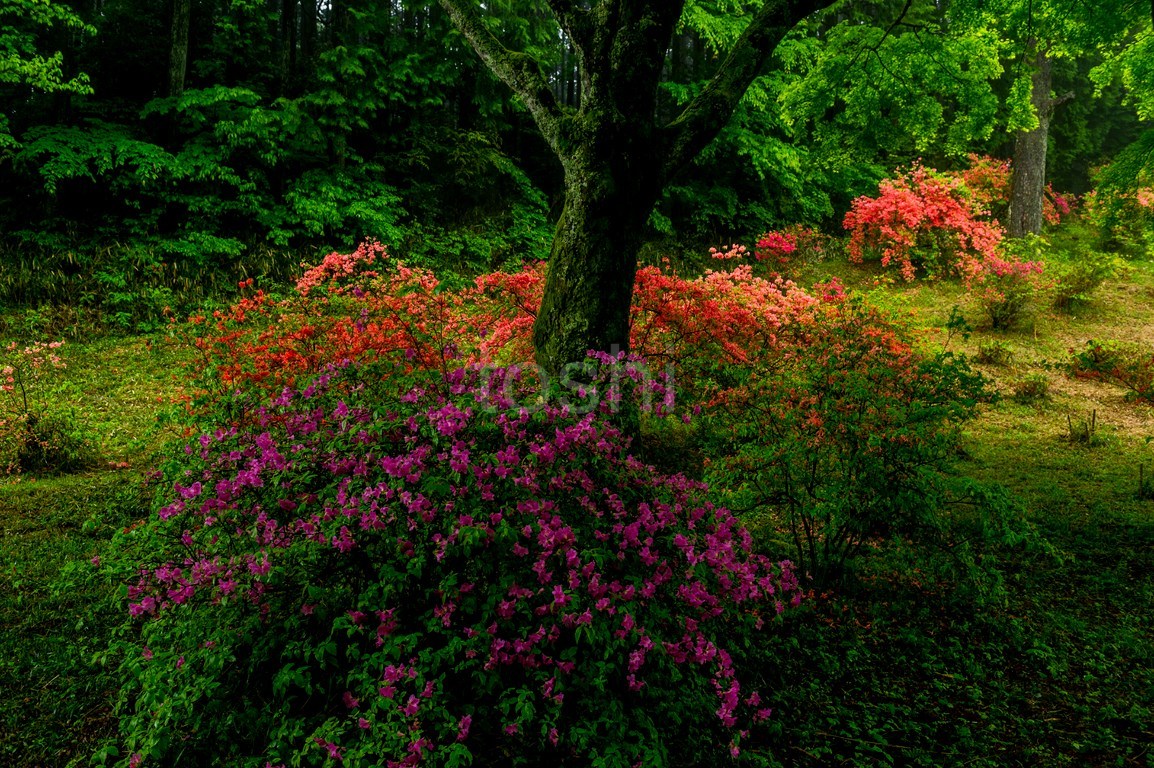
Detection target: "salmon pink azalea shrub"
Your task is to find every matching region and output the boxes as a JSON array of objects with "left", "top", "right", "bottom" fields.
[
  {"left": 843, "top": 163, "right": 1004, "bottom": 282},
  {"left": 974, "top": 254, "right": 1048, "bottom": 330},
  {"left": 108, "top": 358, "right": 800, "bottom": 767},
  {"left": 951, "top": 154, "right": 1011, "bottom": 218}
]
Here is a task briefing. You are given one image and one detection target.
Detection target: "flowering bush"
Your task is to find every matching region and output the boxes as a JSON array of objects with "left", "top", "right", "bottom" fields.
[
  {"left": 0, "top": 339, "right": 91, "bottom": 473},
  {"left": 843, "top": 163, "right": 1004, "bottom": 282},
  {"left": 108, "top": 358, "right": 801, "bottom": 767},
  {"left": 1043, "top": 184, "right": 1075, "bottom": 227},
  {"left": 974, "top": 254, "right": 1047, "bottom": 330},
  {"left": 177, "top": 242, "right": 988, "bottom": 589},
  {"left": 693, "top": 296, "right": 988, "bottom": 584},
  {"left": 182, "top": 243, "right": 490, "bottom": 400},
  {"left": 753, "top": 231, "right": 796, "bottom": 265},
  {"left": 1069, "top": 340, "right": 1154, "bottom": 404},
  {"left": 952, "top": 154, "right": 1011, "bottom": 220}
]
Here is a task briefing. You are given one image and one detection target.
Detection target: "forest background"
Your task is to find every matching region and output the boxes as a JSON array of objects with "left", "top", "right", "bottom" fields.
[{"left": 2, "top": 0, "right": 1150, "bottom": 326}]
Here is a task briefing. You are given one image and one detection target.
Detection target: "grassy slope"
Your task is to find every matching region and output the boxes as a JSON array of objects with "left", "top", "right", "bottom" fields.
[
  {"left": 768, "top": 241, "right": 1154, "bottom": 767},
  {"left": 0, "top": 337, "right": 187, "bottom": 766},
  {"left": 1, "top": 235, "right": 1152, "bottom": 767}
]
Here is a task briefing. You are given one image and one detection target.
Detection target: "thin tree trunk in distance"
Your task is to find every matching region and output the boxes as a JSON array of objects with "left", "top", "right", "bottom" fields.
[{"left": 169, "top": 0, "right": 192, "bottom": 96}]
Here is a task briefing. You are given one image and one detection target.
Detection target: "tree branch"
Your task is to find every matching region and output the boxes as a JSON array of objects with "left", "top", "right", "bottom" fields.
[
  {"left": 658, "top": 0, "right": 832, "bottom": 184},
  {"left": 544, "top": 0, "right": 593, "bottom": 54},
  {"left": 844, "top": 0, "right": 915, "bottom": 74},
  {"left": 438, "top": 0, "right": 566, "bottom": 153}
]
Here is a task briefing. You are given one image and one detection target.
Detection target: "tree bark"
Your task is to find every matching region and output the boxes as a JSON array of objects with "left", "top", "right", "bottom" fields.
[
  {"left": 169, "top": 0, "right": 192, "bottom": 96},
  {"left": 1008, "top": 44, "right": 1053, "bottom": 238},
  {"left": 280, "top": 0, "right": 297, "bottom": 94},
  {"left": 299, "top": 0, "right": 316, "bottom": 82},
  {"left": 532, "top": 145, "right": 663, "bottom": 369}
]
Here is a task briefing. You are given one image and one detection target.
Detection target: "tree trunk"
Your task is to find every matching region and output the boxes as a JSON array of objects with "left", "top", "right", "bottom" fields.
[
  {"left": 300, "top": 0, "right": 316, "bottom": 79},
  {"left": 280, "top": 0, "right": 297, "bottom": 94},
  {"left": 169, "top": 0, "right": 192, "bottom": 96},
  {"left": 1008, "top": 44, "right": 1053, "bottom": 238},
  {"left": 532, "top": 155, "right": 658, "bottom": 372}
]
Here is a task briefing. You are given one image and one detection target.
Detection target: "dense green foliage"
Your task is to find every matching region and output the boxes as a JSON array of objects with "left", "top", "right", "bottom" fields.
[{"left": 1, "top": 0, "right": 1149, "bottom": 325}]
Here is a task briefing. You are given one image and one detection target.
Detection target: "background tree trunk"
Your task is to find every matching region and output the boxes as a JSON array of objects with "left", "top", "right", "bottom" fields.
[
  {"left": 1008, "top": 44, "right": 1053, "bottom": 238},
  {"left": 279, "top": 0, "right": 297, "bottom": 95},
  {"left": 168, "top": 0, "right": 192, "bottom": 96},
  {"left": 299, "top": 0, "right": 316, "bottom": 80}
]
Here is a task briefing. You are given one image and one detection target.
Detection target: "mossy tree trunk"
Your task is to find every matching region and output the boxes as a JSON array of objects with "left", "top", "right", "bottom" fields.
[
  {"left": 533, "top": 142, "right": 663, "bottom": 367},
  {"left": 439, "top": 0, "right": 830, "bottom": 373}
]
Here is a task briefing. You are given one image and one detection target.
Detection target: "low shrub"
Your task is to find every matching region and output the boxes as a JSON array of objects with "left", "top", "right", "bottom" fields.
[
  {"left": 1070, "top": 340, "right": 1154, "bottom": 404},
  {"left": 750, "top": 225, "right": 829, "bottom": 279},
  {"left": 975, "top": 339, "right": 1014, "bottom": 366},
  {"left": 1050, "top": 250, "right": 1126, "bottom": 310},
  {"left": 974, "top": 254, "right": 1046, "bottom": 330},
  {"left": 0, "top": 339, "right": 93, "bottom": 473},
  {"left": 1011, "top": 374, "right": 1050, "bottom": 404},
  {"left": 695, "top": 297, "right": 989, "bottom": 585},
  {"left": 105, "top": 359, "right": 802, "bottom": 768},
  {"left": 971, "top": 235, "right": 1049, "bottom": 330}
]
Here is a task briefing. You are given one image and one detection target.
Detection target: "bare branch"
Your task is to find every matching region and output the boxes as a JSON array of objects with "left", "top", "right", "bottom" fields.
[
  {"left": 659, "top": 0, "right": 832, "bottom": 184},
  {"left": 438, "top": 0, "right": 566, "bottom": 153}
]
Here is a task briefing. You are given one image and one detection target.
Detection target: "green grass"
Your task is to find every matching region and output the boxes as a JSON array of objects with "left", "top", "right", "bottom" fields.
[
  {"left": 2, "top": 227, "right": 1154, "bottom": 767},
  {"left": 768, "top": 230, "right": 1154, "bottom": 767},
  {"left": 0, "top": 334, "right": 185, "bottom": 766}
]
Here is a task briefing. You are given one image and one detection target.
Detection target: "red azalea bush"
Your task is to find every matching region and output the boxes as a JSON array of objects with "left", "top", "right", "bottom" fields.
[
  {"left": 974, "top": 254, "right": 1048, "bottom": 330},
  {"left": 1043, "top": 183, "right": 1075, "bottom": 226},
  {"left": 952, "top": 154, "right": 1011, "bottom": 219},
  {"left": 178, "top": 241, "right": 551, "bottom": 428},
  {"left": 108, "top": 358, "right": 801, "bottom": 768},
  {"left": 631, "top": 262, "right": 817, "bottom": 372},
  {"left": 843, "top": 163, "right": 1004, "bottom": 282},
  {"left": 1070, "top": 340, "right": 1154, "bottom": 404}
]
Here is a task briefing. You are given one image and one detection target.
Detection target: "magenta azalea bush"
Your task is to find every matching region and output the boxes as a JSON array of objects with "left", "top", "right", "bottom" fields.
[{"left": 107, "top": 357, "right": 801, "bottom": 768}]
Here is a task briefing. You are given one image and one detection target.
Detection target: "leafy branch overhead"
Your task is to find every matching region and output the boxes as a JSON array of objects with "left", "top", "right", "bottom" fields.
[{"left": 438, "top": 0, "right": 829, "bottom": 185}]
